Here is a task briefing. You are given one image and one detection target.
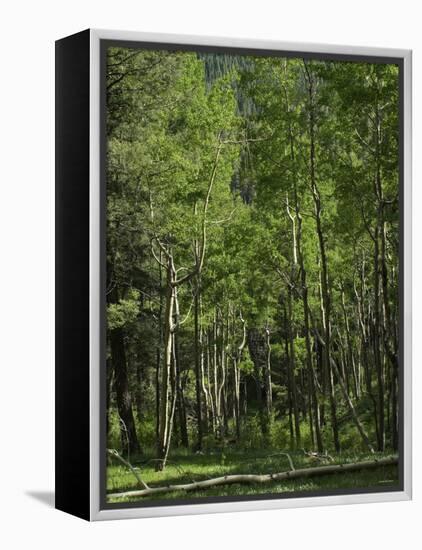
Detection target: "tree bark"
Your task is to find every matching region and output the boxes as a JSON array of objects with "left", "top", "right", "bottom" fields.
[
  {"left": 247, "top": 327, "right": 269, "bottom": 437},
  {"left": 156, "top": 262, "right": 176, "bottom": 469},
  {"left": 264, "top": 326, "right": 273, "bottom": 414},
  {"left": 373, "top": 219, "right": 385, "bottom": 451},
  {"left": 341, "top": 288, "right": 359, "bottom": 399},
  {"left": 110, "top": 325, "right": 141, "bottom": 457},
  {"left": 287, "top": 287, "right": 301, "bottom": 448},
  {"left": 175, "top": 334, "right": 189, "bottom": 448},
  {"left": 194, "top": 277, "right": 203, "bottom": 451}
]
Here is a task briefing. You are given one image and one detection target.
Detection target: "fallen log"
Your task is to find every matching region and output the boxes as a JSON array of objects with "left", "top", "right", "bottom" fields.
[{"left": 107, "top": 456, "right": 398, "bottom": 500}]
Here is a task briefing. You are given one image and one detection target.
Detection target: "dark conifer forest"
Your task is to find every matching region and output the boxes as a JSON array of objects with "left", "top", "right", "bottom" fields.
[{"left": 105, "top": 46, "right": 400, "bottom": 502}]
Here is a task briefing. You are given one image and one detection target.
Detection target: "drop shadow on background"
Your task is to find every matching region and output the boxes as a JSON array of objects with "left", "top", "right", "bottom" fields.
[{"left": 26, "top": 491, "right": 55, "bottom": 508}]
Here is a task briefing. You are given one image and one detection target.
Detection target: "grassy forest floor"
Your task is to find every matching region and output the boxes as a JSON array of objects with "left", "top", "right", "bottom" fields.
[{"left": 106, "top": 449, "right": 398, "bottom": 503}]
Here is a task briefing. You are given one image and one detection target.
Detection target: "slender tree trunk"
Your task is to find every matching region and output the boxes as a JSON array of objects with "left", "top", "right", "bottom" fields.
[
  {"left": 283, "top": 72, "right": 323, "bottom": 452},
  {"left": 283, "top": 322, "right": 295, "bottom": 449},
  {"left": 287, "top": 287, "right": 301, "bottom": 448},
  {"left": 106, "top": 357, "right": 114, "bottom": 444},
  {"left": 156, "top": 263, "right": 175, "bottom": 469},
  {"left": 373, "top": 219, "right": 385, "bottom": 452},
  {"left": 341, "top": 289, "right": 359, "bottom": 399},
  {"left": 200, "top": 328, "right": 210, "bottom": 436},
  {"left": 218, "top": 316, "right": 229, "bottom": 439},
  {"left": 233, "top": 311, "right": 246, "bottom": 440},
  {"left": 159, "top": 320, "right": 179, "bottom": 469},
  {"left": 194, "top": 278, "right": 203, "bottom": 451},
  {"left": 206, "top": 330, "right": 216, "bottom": 435},
  {"left": 247, "top": 327, "right": 269, "bottom": 437},
  {"left": 264, "top": 326, "right": 273, "bottom": 415},
  {"left": 380, "top": 224, "right": 399, "bottom": 449},
  {"left": 355, "top": 262, "right": 380, "bottom": 446},
  {"left": 304, "top": 60, "right": 340, "bottom": 452},
  {"left": 293, "top": 191, "right": 323, "bottom": 452},
  {"left": 151, "top": 137, "right": 223, "bottom": 467},
  {"left": 209, "top": 325, "right": 218, "bottom": 435},
  {"left": 155, "top": 252, "right": 163, "bottom": 447},
  {"left": 299, "top": 269, "right": 322, "bottom": 452},
  {"left": 175, "top": 335, "right": 189, "bottom": 448},
  {"left": 110, "top": 326, "right": 141, "bottom": 457},
  {"left": 135, "top": 360, "right": 143, "bottom": 424},
  {"left": 233, "top": 357, "right": 241, "bottom": 440}
]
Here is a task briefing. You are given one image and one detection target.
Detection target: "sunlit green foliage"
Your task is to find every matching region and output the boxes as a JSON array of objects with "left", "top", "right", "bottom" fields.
[{"left": 105, "top": 46, "right": 400, "bottom": 501}]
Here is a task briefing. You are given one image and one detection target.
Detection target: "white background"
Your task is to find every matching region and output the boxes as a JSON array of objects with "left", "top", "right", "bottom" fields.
[{"left": 0, "top": 0, "right": 419, "bottom": 548}]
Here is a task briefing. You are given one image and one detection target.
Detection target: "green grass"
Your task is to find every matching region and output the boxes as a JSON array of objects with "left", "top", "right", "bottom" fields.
[{"left": 106, "top": 449, "right": 399, "bottom": 504}]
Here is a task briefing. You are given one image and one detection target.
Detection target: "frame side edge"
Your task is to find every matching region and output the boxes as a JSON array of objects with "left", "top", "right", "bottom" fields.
[{"left": 56, "top": 28, "right": 91, "bottom": 521}]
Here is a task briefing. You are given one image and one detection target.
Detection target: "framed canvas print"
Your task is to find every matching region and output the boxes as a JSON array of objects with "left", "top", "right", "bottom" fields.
[{"left": 55, "top": 29, "right": 412, "bottom": 521}]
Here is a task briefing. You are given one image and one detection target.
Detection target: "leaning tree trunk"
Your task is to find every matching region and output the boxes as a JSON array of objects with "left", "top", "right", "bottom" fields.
[
  {"left": 106, "top": 357, "right": 114, "bottom": 444},
  {"left": 330, "top": 358, "right": 375, "bottom": 453}
]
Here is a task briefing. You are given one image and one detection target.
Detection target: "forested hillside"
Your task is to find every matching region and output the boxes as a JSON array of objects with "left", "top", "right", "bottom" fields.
[{"left": 105, "top": 46, "right": 400, "bottom": 502}]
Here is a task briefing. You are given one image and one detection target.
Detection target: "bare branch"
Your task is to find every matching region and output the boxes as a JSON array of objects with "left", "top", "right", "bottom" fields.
[
  {"left": 207, "top": 207, "right": 237, "bottom": 226},
  {"left": 175, "top": 138, "right": 224, "bottom": 286},
  {"left": 176, "top": 291, "right": 196, "bottom": 328},
  {"left": 107, "top": 448, "right": 150, "bottom": 490},
  {"left": 150, "top": 239, "right": 168, "bottom": 269},
  {"left": 354, "top": 128, "right": 376, "bottom": 154}
]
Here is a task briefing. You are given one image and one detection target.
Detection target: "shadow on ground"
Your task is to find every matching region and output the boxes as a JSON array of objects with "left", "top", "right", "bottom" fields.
[{"left": 26, "top": 491, "right": 55, "bottom": 508}]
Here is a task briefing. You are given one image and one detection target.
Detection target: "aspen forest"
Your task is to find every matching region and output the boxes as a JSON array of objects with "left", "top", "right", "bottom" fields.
[{"left": 105, "top": 45, "right": 400, "bottom": 503}]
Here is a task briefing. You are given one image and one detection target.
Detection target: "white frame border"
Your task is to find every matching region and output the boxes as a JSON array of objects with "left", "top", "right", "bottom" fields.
[{"left": 89, "top": 29, "right": 412, "bottom": 521}]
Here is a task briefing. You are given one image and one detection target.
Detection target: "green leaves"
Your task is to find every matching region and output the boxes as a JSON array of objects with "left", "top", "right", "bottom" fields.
[
  {"left": 105, "top": 46, "right": 400, "bottom": 461},
  {"left": 107, "top": 289, "right": 141, "bottom": 330}
]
